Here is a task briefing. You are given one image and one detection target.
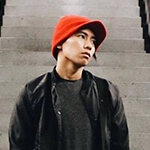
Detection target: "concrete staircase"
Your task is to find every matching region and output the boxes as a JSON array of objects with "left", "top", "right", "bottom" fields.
[{"left": 0, "top": 0, "right": 150, "bottom": 149}]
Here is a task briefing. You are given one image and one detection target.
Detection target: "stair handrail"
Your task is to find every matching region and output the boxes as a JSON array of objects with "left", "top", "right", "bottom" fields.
[
  {"left": 0, "top": 0, "right": 6, "bottom": 36},
  {"left": 144, "top": 0, "right": 150, "bottom": 30},
  {"left": 139, "top": 0, "right": 150, "bottom": 52},
  {"left": 144, "top": 0, "right": 150, "bottom": 52},
  {"left": 146, "top": 0, "right": 150, "bottom": 36}
]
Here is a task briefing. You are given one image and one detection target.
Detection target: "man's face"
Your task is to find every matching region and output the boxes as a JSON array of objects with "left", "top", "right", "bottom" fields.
[{"left": 59, "top": 29, "right": 96, "bottom": 67}]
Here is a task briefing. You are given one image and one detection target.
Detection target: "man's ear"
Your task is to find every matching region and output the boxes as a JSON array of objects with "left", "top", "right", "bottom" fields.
[{"left": 57, "top": 45, "right": 62, "bottom": 50}]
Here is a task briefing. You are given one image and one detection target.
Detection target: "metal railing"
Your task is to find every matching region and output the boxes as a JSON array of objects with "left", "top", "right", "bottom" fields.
[
  {"left": 0, "top": 0, "right": 5, "bottom": 36},
  {"left": 146, "top": 0, "right": 150, "bottom": 22},
  {"left": 139, "top": 0, "right": 150, "bottom": 53},
  {"left": 144, "top": 0, "right": 150, "bottom": 52}
]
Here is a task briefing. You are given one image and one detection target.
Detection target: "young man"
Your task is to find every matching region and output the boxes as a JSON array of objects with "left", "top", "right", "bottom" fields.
[{"left": 9, "top": 15, "right": 130, "bottom": 150}]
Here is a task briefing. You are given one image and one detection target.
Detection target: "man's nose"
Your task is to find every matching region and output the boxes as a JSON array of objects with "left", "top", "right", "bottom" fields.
[{"left": 83, "top": 40, "right": 92, "bottom": 50}]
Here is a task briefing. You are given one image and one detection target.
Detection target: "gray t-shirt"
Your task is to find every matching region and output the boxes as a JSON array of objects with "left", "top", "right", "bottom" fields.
[{"left": 56, "top": 78, "right": 93, "bottom": 150}]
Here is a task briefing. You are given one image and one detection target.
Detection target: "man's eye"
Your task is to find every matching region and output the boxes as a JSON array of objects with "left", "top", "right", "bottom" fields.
[
  {"left": 78, "top": 34, "right": 85, "bottom": 39},
  {"left": 91, "top": 40, "right": 96, "bottom": 45}
]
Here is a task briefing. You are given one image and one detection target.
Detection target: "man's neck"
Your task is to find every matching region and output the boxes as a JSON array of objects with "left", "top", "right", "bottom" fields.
[{"left": 55, "top": 64, "right": 83, "bottom": 81}]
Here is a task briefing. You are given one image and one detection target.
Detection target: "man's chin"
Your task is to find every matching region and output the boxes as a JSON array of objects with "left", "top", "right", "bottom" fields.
[{"left": 76, "top": 62, "right": 89, "bottom": 68}]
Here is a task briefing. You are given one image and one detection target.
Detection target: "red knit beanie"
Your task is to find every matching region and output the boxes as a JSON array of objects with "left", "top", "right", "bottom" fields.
[{"left": 51, "top": 15, "right": 107, "bottom": 59}]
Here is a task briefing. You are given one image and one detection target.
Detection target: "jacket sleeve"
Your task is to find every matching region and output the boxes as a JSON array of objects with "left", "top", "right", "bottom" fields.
[
  {"left": 108, "top": 82, "right": 130, "bottom": 150},
  {"left": 9, "top": 85, "right": 36, "bottom": 150}
]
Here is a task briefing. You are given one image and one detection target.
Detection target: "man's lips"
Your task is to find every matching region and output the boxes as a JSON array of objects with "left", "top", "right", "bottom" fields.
[{"left": 81, "top": 52, "right": 91, "bottom": 58}]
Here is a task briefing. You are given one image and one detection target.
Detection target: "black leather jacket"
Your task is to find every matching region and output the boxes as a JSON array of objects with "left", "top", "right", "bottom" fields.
[{"left": 9, "top": 69, "right": 129, "bottom": 150}]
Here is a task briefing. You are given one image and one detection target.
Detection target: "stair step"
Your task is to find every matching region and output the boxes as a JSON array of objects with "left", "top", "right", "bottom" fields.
[
  {"left": 3, "top": 16, "right": 141, "bottom": 28},
  {"left": 2, "top": 119, "right": 149, "bottom": 150},
  {"left": 1, "top": 125, "right": 150, "bottom": 150},
  {"left": 118, "top": 82, "right": 150, "bottom": 99},
  {"left": 130, "top": 133, "right": 150, "bottom": 150},
  {"left": 0, "top": 114, "right": 10, "bottom": 133},
  {"left": 1, "top": 27, "right": 143, "bottom": 39},
  {"left": 128, "top": 115, "right": 150, "bottom": 134},
  {"left": 1, "top": 65, "right": 150, "bottom": 83},
  {"left": 86, "top": 67, "right": 150, "bottom": 82},
  {"left": 0, "top": 132, "right": 9, "bottom": 150},
  {"left": 0, "top": 51, "right": 55, "bottom": 66},
  {"left": 1, "top": 97, "right": 150, "bottom": 116},
  {"left": 6, "top": 0, "right": 138, "bottom": 7},
  {"left": 0, "top": 98, "right": 15, "bottom": 115},
  {"left": 0, "top": 51, "right": 149, "bottom": 67},
  {"left": 101, "top": 39, "right": 144, "bottom": 51},
  {"left": 124, "top": 98, "right": 150, "bottom": 116},
  {"left": 1, "top": 114, "right": 150, "bottom": 140},
  {"left": 0, "top": 38, "right": 144, "bottom": 51},
  {"left": 91, "top": 52, "right": 150, "bottom": 67},
  {"left": 0, "top": 76, "right": 150, "bottom": 99},
  {"left": 5, "top": 6, "right": 139, "bottom": 17}
]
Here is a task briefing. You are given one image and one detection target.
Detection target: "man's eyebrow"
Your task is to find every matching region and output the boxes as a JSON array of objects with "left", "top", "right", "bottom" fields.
[{"left": 76, "top": 30, "right": 96, "bottom": 40}]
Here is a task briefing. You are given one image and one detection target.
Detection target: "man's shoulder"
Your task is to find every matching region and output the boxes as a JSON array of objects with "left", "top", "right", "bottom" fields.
[
  {"left": 94, "top": 75, "right": 118, "bottom": 91},
  {"left": 25, "top": 72, "right": 52, "bottom": 92},
  {"left": 93, "top": 75, "right": 121, "bottom": 110},
  {"left": 93, "top": 75, "right": 107, "bottom": 84},
  {"left": 93, "top": 74, "right": 120, "bottom": 100}
]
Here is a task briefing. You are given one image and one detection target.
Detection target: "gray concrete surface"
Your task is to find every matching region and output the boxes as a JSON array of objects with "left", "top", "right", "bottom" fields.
[{"left": 0, "top": 0, "right": 150, "bottom": 149}]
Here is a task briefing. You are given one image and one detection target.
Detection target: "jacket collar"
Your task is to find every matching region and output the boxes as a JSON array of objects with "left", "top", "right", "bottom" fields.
[{"left": 51, "top": 66, "right": 95, "bottom": 89}]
